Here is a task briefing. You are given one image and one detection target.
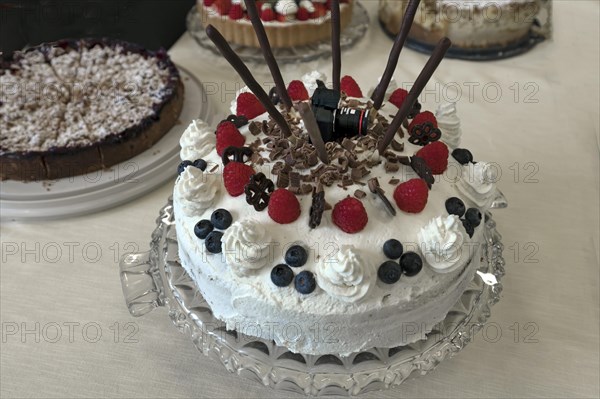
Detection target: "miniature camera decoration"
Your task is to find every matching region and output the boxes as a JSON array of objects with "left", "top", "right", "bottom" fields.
[{"left": 311, "top": 80, "right": 370, "bottom": 143}]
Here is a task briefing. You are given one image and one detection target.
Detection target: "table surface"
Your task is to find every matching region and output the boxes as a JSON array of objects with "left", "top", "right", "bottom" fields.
[{"left": 1, "top": 1, "right": 599, "bottom": 398}]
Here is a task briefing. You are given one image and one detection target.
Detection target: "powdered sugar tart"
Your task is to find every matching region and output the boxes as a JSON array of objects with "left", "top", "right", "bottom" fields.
[
  {"left": 198, "top": 0, "right": 353, "bottom": 48},
  {"left": 172, "top": 7, "right": 505, "bottom": 356},
  {"left": 0, "top": 38, "right": 183, "bottom": 181}
]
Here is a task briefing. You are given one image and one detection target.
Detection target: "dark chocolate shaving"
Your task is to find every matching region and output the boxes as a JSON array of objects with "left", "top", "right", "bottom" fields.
[
  {"left": 222, "top": 146, "right": 254, "bottom": 165},
  {"left": 408, "top": 122, "right": 441, "bottom": 146},
  {"left": 391, "top": 139, "right": 404, "bottom": 152},
  {"left": 389, "top": 178, "right": 400, "bottom": 185},
  {"left": 276, "top": 171, "right": 289, "bottom": 188},
  {"left": 244, "top": 173, "right": 274, "bottom": 211},
  {"left": 295, "top": 102, "right": 329, "bottom": 164},
  {"left": 411, "top": 156, "right": 435, "bottom": 189},
  {"left": 368, "top": 177, "right": 397, "bottom": 216},
  {"left": 354, "top": 190, "right": 367, "bottom": 199},
  {"left": 309, "top": 186, "right": 326, "bottom": 229}
]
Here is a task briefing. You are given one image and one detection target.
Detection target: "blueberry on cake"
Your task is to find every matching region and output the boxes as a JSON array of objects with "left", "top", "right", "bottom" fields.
[
  {"left": 173, "top": 2, "right": 503, "bottom": 355},
  {"left": 0, "top": 38, "right": 184, "bottom": 181}
]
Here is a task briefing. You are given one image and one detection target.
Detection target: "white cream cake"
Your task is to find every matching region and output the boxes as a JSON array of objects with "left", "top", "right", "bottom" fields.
[
  {"left": 379, "top": 0, "right": 541, "bottom": 49},
  {"left": 173, "top": 73, "right": 499, "bottom": 356}
]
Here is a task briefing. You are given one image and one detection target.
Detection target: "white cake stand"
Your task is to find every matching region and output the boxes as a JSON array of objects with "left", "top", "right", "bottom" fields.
[{"left": 120, "top": 194, "right": 507, "bottom": 396}]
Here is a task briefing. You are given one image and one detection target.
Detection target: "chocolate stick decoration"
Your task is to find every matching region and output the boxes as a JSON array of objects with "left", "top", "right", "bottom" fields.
[
  {"left": 331, "top": 0, "right": 341, "bottom": 92},
  {"left": 246, "top": 0, "right": 292, "bottom": 111},
  {"left": 371, "top": 0, "right": 420, "bottom": 110},
  {"left": 295, "top": 102, "right": 329, "bottom": 164},
  {"left": 206, "top": 25, "right": 291, "bottom": 137},
  {"left": 378, "top": 37, "right": 451, "bottom": 154}
]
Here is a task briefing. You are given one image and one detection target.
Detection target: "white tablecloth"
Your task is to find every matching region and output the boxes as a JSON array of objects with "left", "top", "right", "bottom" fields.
[{"left": 2, "top": 1, "right": 599, "bottom": 397}]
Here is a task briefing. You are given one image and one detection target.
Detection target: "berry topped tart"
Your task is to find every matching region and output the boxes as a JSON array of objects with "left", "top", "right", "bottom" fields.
[
  {"left": 0, "top": 38, "right": 183, "bottom": 181},
  {"left": 174, "top": 0, "right": 504, "bottom": 355},
  {"left": 198, "top": 0, "right": 353, "bottom": 48}
]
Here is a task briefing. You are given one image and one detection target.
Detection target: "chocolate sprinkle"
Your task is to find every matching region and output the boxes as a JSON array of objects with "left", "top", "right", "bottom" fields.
[
  {"left": 309, "top": 186, "right": 326, "bottom": 229},
  {"left": 368, "top": 178, "right": 396, "bottom": 216},
  {"left": 276, "top": 171, "right": 289, "bottom": 188},
  {"left": 411, "top": 156, "right": 435, "bottom": 189},
  {"left": 379, "top": 37, "right": 452, "bottom": 153},
  {"left": 222, "top": 114, "right": 249, "bottom": 128},
  {"left": 205, "top": 25, "right": 291, "bottom": 136}
]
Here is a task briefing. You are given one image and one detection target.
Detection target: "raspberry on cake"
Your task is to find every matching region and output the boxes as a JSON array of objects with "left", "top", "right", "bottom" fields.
[{"left": 172, "top": 7, "right": 505, "bottom": 356}]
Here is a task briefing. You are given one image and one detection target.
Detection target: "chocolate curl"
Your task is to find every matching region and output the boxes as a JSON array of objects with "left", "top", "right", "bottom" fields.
[
  {"left": 371, "top": 0, "right": 421, "bottom": 110},
  {"left": 331, "top": 0, "right": 341, "bottom": 92},
  {"left": 295, "top": 102, "right": 329, "bottom": 164},
  {"left": 378, "top": 37, "right": 451, "bottom": 154},
  {"left": 206, "top": 24, "right": 291, "bottom": 137},
  {"left": 246, "top": 0, "right": 292, "bottom": 111}
]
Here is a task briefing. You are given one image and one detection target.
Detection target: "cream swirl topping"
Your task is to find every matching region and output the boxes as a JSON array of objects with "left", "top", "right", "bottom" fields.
[
  {"left": 175, "top": 167, "right": 220, "bottom": 216},
  {"left": 222, "top": 219, "right": 272, "bottom": 276},
  {"left": 436, "top": 102, "right": 462, "bottom": 149},
  {"left": 457, "top": 162, "right": 498, "bottom": 208},
  {"left": 301, "top": 70, "right": 327, "bottom": 97},
  {"left": 316, "top": 245, "right": 374, "bottom": 303},
  {"left": 180, "top": 119, "right": 215, "bottom": 161},
  {"left": 418, "top": 215, "right": 468, "bottom": 272}
]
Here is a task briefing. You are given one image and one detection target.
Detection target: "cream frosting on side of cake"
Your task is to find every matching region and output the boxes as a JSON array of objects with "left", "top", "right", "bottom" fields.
[{"left": 173, "top": 75, "right": 495, "bottom": 354}]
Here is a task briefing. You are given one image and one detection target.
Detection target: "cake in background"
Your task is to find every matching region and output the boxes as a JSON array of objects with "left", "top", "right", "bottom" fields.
[
  {"left": 197, "top": 0, "right": 353, "bottom": 47},
  {"left": 379, "top": 0, "right": 548, "bottom": 54}
]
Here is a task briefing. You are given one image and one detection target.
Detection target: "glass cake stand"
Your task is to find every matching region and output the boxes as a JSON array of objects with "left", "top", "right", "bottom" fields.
[
  {"left": 120, "top": 193, "right": 507, "bottom": 396},
  {"left": 186, "top": 2, "right": 370, "bottom": 64}
]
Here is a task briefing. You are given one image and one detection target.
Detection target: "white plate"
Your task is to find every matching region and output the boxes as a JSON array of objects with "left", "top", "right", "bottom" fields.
[{"left": 0, "top": 67, "right": 213, "bottom": 221}]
